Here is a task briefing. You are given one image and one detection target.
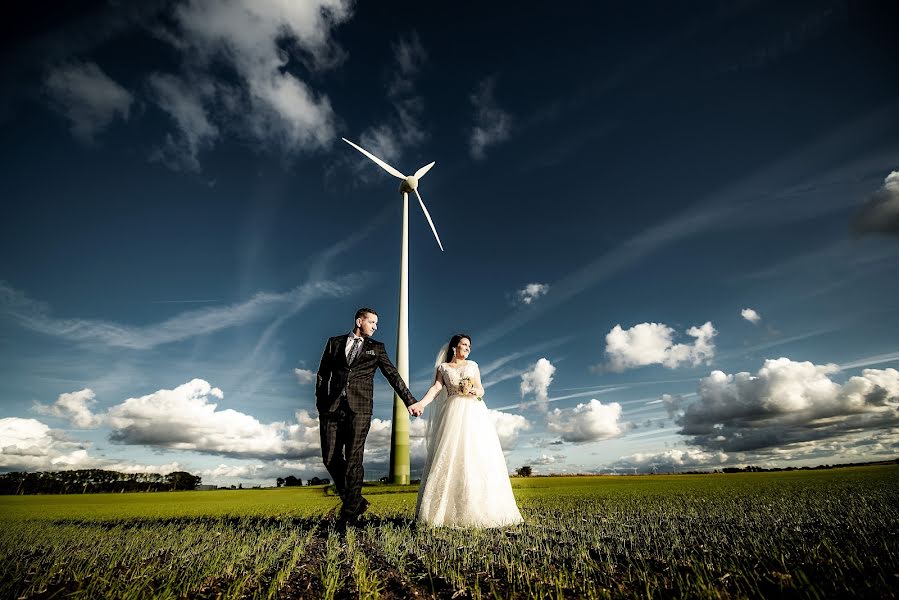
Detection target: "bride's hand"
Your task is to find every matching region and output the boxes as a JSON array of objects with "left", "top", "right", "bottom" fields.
[{"left": 408, "top": 402, "right": 423, "bottom": 417}]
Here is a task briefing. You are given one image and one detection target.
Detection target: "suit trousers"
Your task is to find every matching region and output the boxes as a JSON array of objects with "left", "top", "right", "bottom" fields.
[{"left": 319, "top": 396, "right": 371, "bottom": 516}]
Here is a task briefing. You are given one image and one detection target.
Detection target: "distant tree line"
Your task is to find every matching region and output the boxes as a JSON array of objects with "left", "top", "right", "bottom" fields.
[
  {"left": 0, "top": 469, "right": 202, "bottom": 495},
  {"left": 720, "top": 459, "right": 898, "bottom": 473}
]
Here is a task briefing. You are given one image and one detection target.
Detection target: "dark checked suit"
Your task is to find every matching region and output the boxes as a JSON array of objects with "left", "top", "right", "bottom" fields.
[{"left": 316, "top": 334, "right": 416, "bottom": 517}]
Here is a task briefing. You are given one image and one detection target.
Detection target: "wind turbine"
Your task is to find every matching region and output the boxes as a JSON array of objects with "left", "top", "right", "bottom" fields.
[{"left": 342, "top": 137, "right": 443, "bottom": 485}]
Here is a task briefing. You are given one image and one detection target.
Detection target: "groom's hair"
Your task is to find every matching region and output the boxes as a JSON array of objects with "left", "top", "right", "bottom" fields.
[{"left": 355, "top": 307, "right": 378, "bottom": 321}]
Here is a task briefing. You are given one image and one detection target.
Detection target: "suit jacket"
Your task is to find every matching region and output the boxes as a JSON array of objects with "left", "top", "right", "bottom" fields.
[{"left": 315, "top": 335, "right": 416, "bottom": 415}]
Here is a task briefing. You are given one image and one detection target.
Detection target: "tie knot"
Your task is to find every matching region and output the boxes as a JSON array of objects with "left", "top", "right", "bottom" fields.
[{"left": 348, "top": 337, "right": 363, "bottom": 365}]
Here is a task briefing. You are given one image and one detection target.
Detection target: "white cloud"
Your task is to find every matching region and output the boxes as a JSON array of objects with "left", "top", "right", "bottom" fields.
[
  {"left": 520, "top": 358, "right": 555, "bottom": 410},
  {"left": 750, "top": 427, "right": 899, "bottom": 463},
  {"left": 854, "top": 170, "right": 899, "bottom": 235},
  {"left": 106, "top": 379, "right": 321, "bottom": 459},
  {"left": 199, "top": 460, "right": 318, "bottom": 482},
  {"left": 604, "top": 321, "right": 717, "bottom": 372},
  {"left": 0, "top": 418, "right": 92, "bottom": 471},
  {"left": 741, "top": 308, "right": 761, "bottom": 324},
  {"left": 294, "top": 368, "right": 316, "bottom": 384},
  {"left": 364, "top": 417, "right": 394, "bottom": 449},
  {"left": 357, "top": 32, "right": 428, "bottom": 165},
  {"left": 612, "top": 448, "right": 730, "bottom": 473},
  {"left": 147, "top": 73, "right": 218, "bottom": 171},
  {"left": 44, "top": 61, "right": 133, "bottom": 143},
  {"left": 149, "top": 0, "right": 353, "bottom": 169},
  {"left": 0, "top": 418, "right": 189, "bottom": 475},
  {"left": 407, "top": 407, "right": 527, "bottom": 465},
  {"left": 361, "top": 415, "right": 429, "bottom": 476},
  {"left": 389, "top": 32, "right": 427, "bottom": 95},
  {"left": 108, "top": 461, "right": 186, "bottom": 475},
  {"left": 488, "top": 410, "right": 531, "bottom": 450},
  {"left": 469, "top": 77, "right": 512, "bottom": 160},
  {"left": 514, "top": 283, "right": 549, "bottom": 306},
  {"left": 668, "top": 358, "right": 899, "bottom": 452},
  {"left": 0, "top": 276, "right": 362, "bottom": 350},
  {"left": 34, "top": 388, "right": 104, "bottom": 428},
  {"left": 533, "top": 453, "right": 566, "bottom": 465},
  {"left": 546, "top": 399, "right": 623, "bottom": 443}
]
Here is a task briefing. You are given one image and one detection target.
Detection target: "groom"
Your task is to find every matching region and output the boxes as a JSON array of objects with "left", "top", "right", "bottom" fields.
[{"left": 315, "top": 307, "right": 420, "bottom": 524}]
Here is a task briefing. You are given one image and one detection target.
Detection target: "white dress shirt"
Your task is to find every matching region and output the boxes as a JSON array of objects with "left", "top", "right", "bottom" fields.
[{"left": 345, "top": 333, "right": 365, "bottom": 358}]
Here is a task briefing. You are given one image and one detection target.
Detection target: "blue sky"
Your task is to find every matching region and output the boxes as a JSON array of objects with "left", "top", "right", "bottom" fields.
[{"left": 2, "top": 0, "right": 898, "bottom": 486}]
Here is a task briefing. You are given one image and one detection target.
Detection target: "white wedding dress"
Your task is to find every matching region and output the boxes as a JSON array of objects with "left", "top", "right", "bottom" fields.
[{"left": 415, "top": 361, "right": 523, "bottom": 527}]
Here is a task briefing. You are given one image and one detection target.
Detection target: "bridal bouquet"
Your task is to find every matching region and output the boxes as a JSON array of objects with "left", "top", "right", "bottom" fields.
[{"left": 460, "top": 377, "right": 483, "bottom": 401}]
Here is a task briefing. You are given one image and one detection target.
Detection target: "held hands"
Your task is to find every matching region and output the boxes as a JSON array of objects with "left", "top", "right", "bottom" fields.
[{"left": 408, "top": 402, "right": 423, "bottom": 417}]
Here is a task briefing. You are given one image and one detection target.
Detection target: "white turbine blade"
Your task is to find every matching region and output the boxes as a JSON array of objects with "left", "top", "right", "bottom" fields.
[
  {"left": 414, "top": 161, "right": 435, "bottom": 180},
  {"left": 341, "top": 138, "right": 405, "bottom": 180},
  {"left": 414, "top": 189, "right": 444, "bottom": 251}
]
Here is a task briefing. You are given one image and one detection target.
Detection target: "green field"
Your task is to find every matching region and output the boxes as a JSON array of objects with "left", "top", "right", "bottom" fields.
[{"left": 2, "top": 466, "right": 898, "bottom": 599}]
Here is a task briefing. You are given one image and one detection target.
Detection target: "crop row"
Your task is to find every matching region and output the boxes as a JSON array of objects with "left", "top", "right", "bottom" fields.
[{"left": 2, "top": 467, "right": 897, "bottom": 598}]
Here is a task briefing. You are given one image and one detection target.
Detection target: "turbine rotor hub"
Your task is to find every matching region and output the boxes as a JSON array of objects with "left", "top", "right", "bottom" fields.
[{"left": 400, "top": 176, "right": 418, "bottom": 193}]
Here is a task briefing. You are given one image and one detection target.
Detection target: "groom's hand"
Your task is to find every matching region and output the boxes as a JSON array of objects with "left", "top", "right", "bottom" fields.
[{"left": 408, "top": 402, "right": 423, "bottom": 417}]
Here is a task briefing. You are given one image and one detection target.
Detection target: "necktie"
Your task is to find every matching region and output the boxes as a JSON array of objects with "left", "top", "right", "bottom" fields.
[{"left": 347, "top": 337, "right": 363, "bottom": 365}]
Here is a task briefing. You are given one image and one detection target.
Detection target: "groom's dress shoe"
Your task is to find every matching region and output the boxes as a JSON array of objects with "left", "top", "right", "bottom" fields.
[
  {"left": 339, "top": 497, "right": 369, "bottom": 525},
  {"left": 333, "top": 516, "right": 350, "bottom": 534}
]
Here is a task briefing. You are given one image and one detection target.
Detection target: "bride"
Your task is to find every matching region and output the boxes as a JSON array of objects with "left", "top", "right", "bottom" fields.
[{"left": 407, "top": 334, "right": 523, "bottom": 527}]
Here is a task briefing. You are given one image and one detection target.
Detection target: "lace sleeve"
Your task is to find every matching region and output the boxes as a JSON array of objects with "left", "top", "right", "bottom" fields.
[{"left": 469, "top": 361, "right": 484, "bottom": 396}]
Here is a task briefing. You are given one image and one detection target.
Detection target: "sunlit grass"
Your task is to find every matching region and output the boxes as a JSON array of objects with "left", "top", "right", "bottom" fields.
[{"left": 2, "top": 466, "right": 897, "bottom": 598}]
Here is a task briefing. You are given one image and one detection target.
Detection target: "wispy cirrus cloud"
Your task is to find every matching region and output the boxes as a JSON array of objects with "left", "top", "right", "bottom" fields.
[
  {"left": 475, "top": 114, "right": 899, "bottom": 350},
  {"left": 453, "top": 334, "right": 573, "bottom": 388},
  {"left": 720, "top": 7, "right": 839, "bottom": 75},
  {"left": 355, "top": 32, "right": 428, "bottom": 166},
  {"left": 493, "top": 386, "right": 626, "bottom": 412},
  {"left": 469, "top": 76, "right": 512, "bottom": 160},
  {"left": 0, "top": 276, "right": 363, "bottom": 350},
  {"left": 838, "top": 350, "right": 899, "bottom": 370},
  {"left": 44, "top": 60, "right": 133, "bottom": 143},
  {"left": 147, "top": 72, "right": 218, "bottom": 172}
]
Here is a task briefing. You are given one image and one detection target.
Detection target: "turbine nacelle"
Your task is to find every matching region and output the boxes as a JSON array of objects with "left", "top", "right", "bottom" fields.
[
  {"left": 399, "top": 176, "right": 418, "bottom": 193},
  {"left": 342, "top": 137, "right": 443, "bottom": 252}
]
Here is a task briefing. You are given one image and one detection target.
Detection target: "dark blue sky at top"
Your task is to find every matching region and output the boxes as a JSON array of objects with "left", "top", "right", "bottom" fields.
[{"left": 1, "top": 0, "right": 898, "bottom": 483}]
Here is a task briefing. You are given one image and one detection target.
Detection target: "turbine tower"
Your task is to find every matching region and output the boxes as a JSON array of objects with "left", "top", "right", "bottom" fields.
[{"left": 342, "top": 137, "right": 443, "bottom": 484}]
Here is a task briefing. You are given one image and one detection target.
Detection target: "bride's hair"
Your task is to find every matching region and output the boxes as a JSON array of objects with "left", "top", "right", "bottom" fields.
[{"left": 444, "top": 333, "right": 472, "bottom": 363}]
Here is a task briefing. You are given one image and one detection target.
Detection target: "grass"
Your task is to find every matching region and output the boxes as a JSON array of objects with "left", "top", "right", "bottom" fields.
[{"left": 2, "top": 465, "right": 897, "bottom": 598}]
